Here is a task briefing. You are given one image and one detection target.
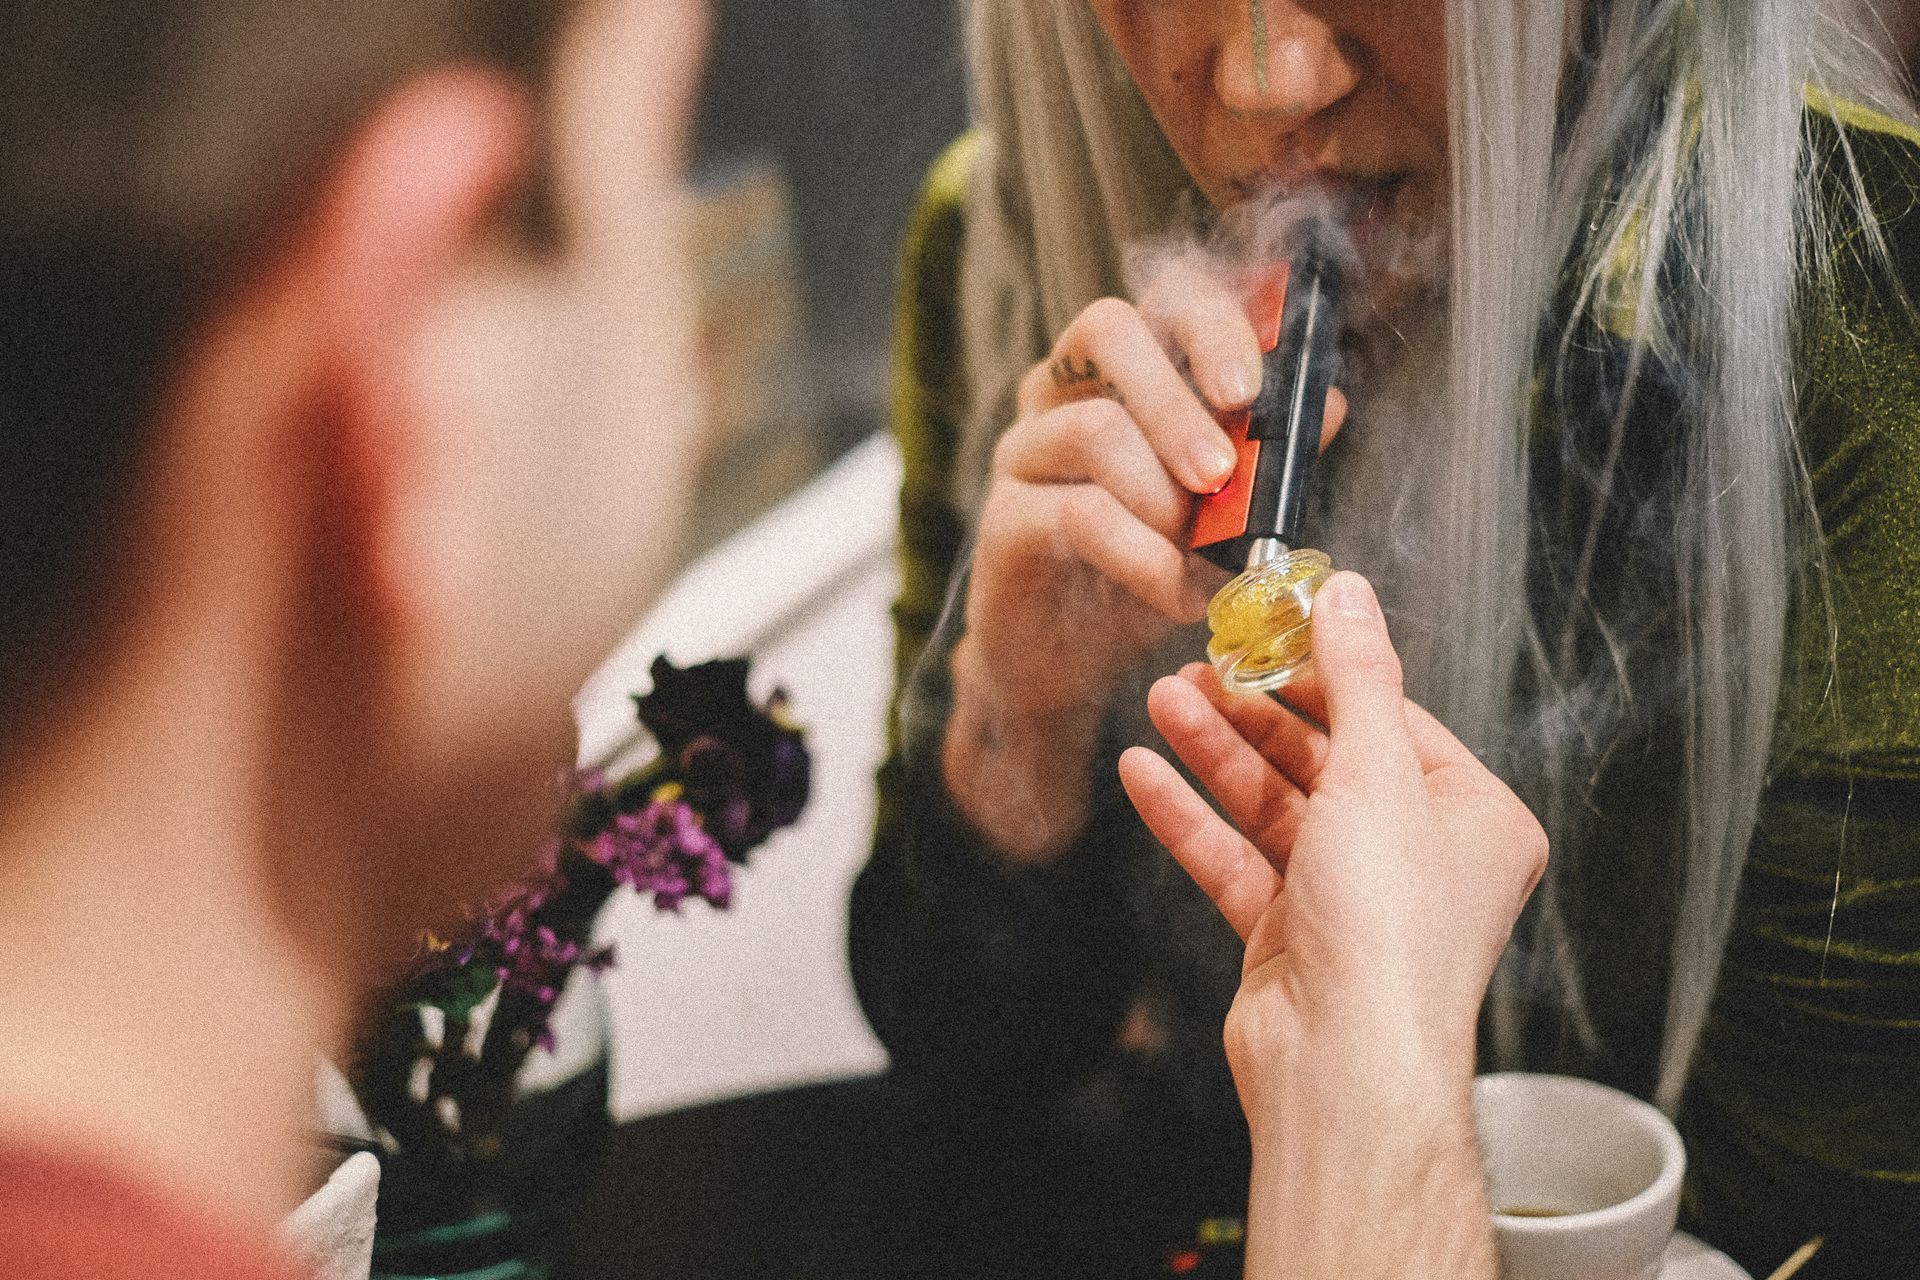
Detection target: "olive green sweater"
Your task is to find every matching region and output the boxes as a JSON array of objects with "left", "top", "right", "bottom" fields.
[{"left": 851, "top": 110, "right": 1920, "bottom": 1279}]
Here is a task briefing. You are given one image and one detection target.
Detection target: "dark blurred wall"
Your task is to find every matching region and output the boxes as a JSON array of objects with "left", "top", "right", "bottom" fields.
[
  {"left": 1863, "top": 1, "right": 1920, "bottom": 88},
  {"left": 693, "top": 0, "right": 970, "bottom": 450},
  {"left": 1897, "top": 4, "right": 1920, "bottom": 86}
]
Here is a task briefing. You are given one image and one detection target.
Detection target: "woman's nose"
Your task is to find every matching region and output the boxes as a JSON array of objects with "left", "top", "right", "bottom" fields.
[{"left": 1214, "top": 0, "right": 1359, "bottom": 125}]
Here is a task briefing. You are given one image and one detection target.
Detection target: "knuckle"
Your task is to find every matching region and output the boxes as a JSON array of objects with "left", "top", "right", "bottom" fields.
[
  {"left": 1059, "top": 484, "right": 1111, "bottom": 534},
  {"left": 1079, "top": 295, "right": 1140, "bottom": 345},
  {"left": 1061, "top": 406, "right": 1108, "bottom": 455},
  {"left": 995, "top": 506, "right": 1057, "bottom": 567},
  {"left": 978, "top": 474, "right": 1021, "bottom": 522},
  {"left": 1518, "top": 812, "right": 1550, "bottom": 876},
  {"left": 1222, "top": 993, "right": 1282, "bottom": 1077},
  {"left": 1344, "top": 644, "right": 1405, "bottom": 690},
  {"left": 1491, "top": 798, "right": 1550, "bottom": 888},
  {"left": 989, "top": 423, "right": 1026, "bottom": 475},
  {"left": 1076, "top": 396, "right": 1132, "bottom": 440},
  {"left": 1222, "top": 1000, "right": 1256, "bottom": 1068},
  {"left": 1016, "top": 361, "right": 1051, "bottom": 414},
  {"left": 975, "top": 486, "right": 1029, "bottom": 547}
]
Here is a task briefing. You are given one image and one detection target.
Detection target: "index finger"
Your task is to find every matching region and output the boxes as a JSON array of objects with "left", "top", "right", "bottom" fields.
[
  {"left": 1118, "top": 745, "right": 1278, "bottom": 942},
  {"left": 1135, "top": 256, "right": 1265, "bottom": 412},
  {"left": 1032, "top": 298, "right": 1238, "bottom": 494}
]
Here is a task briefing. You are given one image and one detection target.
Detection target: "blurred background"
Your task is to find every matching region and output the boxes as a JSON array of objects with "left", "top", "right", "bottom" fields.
[
  {"left": 571, "top": 0, "right": 968, "bottom": 1121},
  {"left": 677, "top": 0, "right": 968, "bottom": 560}
]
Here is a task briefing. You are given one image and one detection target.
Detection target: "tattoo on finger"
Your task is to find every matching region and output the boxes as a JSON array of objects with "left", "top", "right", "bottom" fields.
[{"left": 1050, "top": 353, "right": 1124, "bottom": 405}]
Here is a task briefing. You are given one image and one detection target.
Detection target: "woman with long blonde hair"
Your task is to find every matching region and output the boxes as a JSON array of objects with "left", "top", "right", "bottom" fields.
[{"left": 852, "top": 1, "right": 1920, "bottom": 1275}]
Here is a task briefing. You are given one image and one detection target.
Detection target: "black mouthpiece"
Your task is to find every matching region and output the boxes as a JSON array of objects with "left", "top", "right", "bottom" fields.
[{"left": 1246, "top": 239, "right": 1344, "bottom": 548}]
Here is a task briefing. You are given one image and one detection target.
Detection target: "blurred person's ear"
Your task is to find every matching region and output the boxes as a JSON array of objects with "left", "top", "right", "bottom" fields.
[
  {"left": 147, "top": 68, "right": 545, "bottom": 970},
  {"left": 298, "top": 69, "right": 537, "bottom": 638},
  {"left": 166, "top": 66, "right": 535, "bottom": 649}
]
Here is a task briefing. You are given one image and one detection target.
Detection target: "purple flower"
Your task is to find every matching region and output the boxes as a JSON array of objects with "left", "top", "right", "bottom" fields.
[
  {"left": 583, "top": 796, "right": 734, "bottom": 913},
  {"left": 682, "top": 730, "right": 810, "bottom": 863},
  {"left": 383, "top": 655, "right": 805, "bottom": 1087}
]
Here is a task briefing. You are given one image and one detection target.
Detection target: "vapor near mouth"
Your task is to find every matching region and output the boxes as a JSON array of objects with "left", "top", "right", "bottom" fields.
[
  {"left": 1224, "top": 169, "right": 1409, "bottom": 211},
  {"left": 1140, "top": 180, "right": 1449, "bottom": 362}
]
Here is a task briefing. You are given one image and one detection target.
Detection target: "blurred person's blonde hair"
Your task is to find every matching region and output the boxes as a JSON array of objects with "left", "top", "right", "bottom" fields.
[{"left": 953, "top": 0, "right": 1915, "bottom": 1113}]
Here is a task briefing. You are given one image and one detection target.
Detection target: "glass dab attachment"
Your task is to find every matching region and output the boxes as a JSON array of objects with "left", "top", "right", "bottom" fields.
[{"left": 1206, "top": 541, "right": 1333, "bottom": 694}]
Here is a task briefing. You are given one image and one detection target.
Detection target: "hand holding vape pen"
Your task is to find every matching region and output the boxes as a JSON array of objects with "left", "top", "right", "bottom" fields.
[{"left": 1191, "top": 229, "right": 1345, "bottom": 692}]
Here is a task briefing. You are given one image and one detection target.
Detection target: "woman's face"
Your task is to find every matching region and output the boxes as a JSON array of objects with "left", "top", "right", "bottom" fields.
[{"left": 1088, "top": 0, "right": 1448, "bottom": 235}]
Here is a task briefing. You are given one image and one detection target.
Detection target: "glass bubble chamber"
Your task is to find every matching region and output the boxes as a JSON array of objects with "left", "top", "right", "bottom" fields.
[{"left": 1205, "top": 547, "right": 1333, "bottom": 693}]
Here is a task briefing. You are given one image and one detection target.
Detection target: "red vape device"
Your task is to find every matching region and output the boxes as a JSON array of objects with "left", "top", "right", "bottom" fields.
[{"left": 1189, "top": 241, "right": 1345, "bottom": 573}]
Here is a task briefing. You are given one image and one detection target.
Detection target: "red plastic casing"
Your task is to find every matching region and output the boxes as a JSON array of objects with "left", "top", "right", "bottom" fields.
[{"left": 1190, "top": 266, "right": 1290, "bottom": 560}]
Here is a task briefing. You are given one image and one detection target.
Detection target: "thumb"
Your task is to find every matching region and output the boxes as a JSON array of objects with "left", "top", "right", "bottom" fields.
[
  {"left": 1310, "top": 572, "right": 1415, "bottom": 778},
  {"left": 1320, "top": 386, "right": 1348, "bottom": 453}
]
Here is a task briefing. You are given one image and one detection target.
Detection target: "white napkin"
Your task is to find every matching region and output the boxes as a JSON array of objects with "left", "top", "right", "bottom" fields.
[{"left": 279, "top": 1151, "right": 380, "bottom": 1280}]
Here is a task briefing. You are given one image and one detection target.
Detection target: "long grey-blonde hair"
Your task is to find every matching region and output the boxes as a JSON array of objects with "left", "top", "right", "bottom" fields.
[{"left": 954, "top": 0, "right": 1915, "bottom": 1112}]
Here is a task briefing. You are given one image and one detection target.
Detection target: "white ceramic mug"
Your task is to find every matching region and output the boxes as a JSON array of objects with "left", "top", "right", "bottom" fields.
[{"left": 1473, "top": 1073, "right": 1686, "bottom": 1280}]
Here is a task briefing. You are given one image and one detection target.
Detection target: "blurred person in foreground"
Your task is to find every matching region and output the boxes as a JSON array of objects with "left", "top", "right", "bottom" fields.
[
  {"left": 0, "top": 0, "right": 709, "bottom": 1273},
  {"left": 854, "top": 1, "right": 1920, "bottom": 1275}
]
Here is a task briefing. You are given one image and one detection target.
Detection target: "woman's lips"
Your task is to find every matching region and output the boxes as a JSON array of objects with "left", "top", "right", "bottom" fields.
[
  {"left": 1219, "top": 169, "right": 1437, "bottom": 288},
  {"left": 1225, "top": 167, "right": 1408, "bottom": 212}
]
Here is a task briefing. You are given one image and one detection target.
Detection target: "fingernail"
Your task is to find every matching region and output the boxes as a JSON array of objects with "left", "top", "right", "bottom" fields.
[
  {"left": 1190, "top": 436, "right": 1237, "bottom": 487},
  {"left": 1216, "top": 358, "right": 1259, "bottom": 408},
  {"left": 1327, "top": 572, "right": 1380, "bottom": 619}
]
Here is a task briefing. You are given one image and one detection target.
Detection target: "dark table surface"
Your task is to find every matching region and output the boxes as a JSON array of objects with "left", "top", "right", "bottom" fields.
[
  {"left": 562, "top": 1074, "right": 1246, "bottom": 1280},
  {"left": 562, "top": 1075, "right": 1909, "bottom": 1280}
]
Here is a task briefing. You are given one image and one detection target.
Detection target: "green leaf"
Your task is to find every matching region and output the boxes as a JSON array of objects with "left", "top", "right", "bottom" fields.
[{"left": 400, "top": 960, "right": 500, "bottom": 1019}]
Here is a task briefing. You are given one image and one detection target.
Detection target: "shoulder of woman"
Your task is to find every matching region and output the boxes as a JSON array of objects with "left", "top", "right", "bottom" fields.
[
  {"left": 917, "top": 131, "right": 985, "bottom": 225},
  {"left": 887, "top": 131, "right": 985, "bottom": 698},
  {"left": 900, "top": 130, "right": 985, "bottom": 325},
  {"left": 1797, "top": 92, "right": 1920, "bottom": 425},
  {"left": 896, "top": 130, "right": 985, "bottom": 443},
  {"left": 1787, "top": 96, "right": 1920, "bottom": 782}
]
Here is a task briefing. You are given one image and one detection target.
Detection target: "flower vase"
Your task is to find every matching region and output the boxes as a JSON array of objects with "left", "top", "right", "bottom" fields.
[
  {"left": 340, "top": 969, "right": 612, "bottom": 1280},
  {"left": 333, "top": 656, "right": 812, "bottom": 1279}
]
